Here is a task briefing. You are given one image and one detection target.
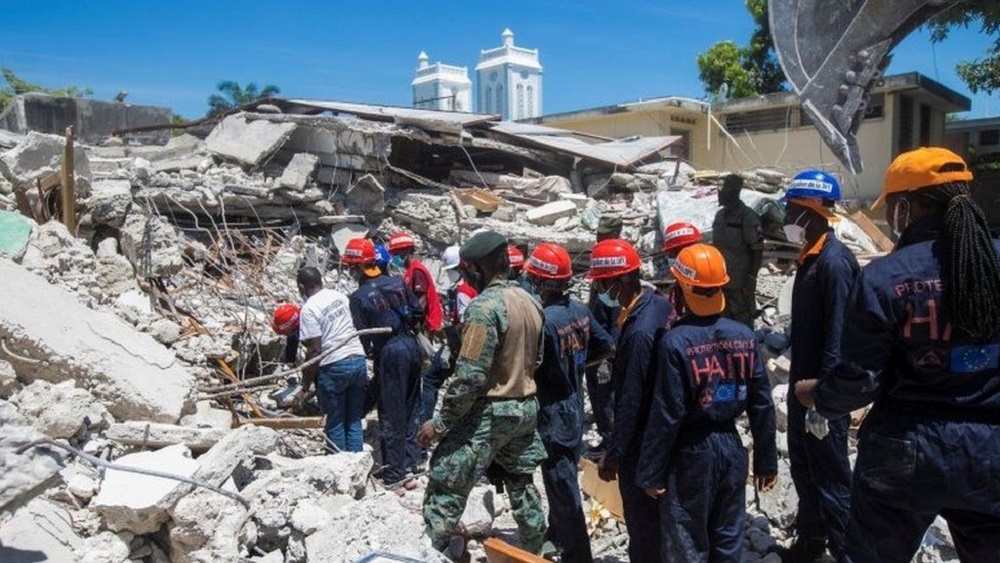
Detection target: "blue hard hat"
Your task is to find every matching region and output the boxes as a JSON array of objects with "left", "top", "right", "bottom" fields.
[
  {"left": 374, "top": 244, "right": 390, "bottom": 267},
  {"left": 783, "top": 170, "right": 841, "bottom": 202}
]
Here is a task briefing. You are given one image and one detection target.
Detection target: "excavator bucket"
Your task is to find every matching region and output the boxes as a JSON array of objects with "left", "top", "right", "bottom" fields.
[{"left": 768, "top": 0, "right": 956, "bottom": 173}]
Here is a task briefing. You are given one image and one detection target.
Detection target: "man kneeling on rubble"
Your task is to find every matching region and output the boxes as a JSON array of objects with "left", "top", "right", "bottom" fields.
[{"left": 416, "top": 231, "right": 547, "bottom": 558}]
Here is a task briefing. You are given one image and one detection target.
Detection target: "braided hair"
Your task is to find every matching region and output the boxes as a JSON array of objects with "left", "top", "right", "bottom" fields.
[{"left": 917, "top": 181, "right": 1000, "bottom": 339}]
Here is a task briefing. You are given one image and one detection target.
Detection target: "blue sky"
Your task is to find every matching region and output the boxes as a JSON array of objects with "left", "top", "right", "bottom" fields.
[{"left": 0, "top": 0, "right": 995, "bottom": 119}]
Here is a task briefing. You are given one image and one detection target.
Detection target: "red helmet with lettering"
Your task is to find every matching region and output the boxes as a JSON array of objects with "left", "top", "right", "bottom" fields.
[
  {"left": 508, "top": 246, "right": 525, "bottom": 271},
  {"left": 662, "top": 222, "right": 702, "bottom": 253},
  {"left": 586, "top": 239, "right": 641, "bottom": 280},
  {"left": 342, "top": 238, "right": 376, "bottom": 265},
  {"left": 526, "top": 242, "right": 572, "bottom": 281},
  {"left": 271, "top": 303, "right": 300, "bottom": 335},
  {"left": 388, "top": 232, "right": 416, "bottom": 254}
]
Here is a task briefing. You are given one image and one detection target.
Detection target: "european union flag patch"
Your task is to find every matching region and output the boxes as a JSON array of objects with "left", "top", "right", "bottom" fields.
[
  {"left": 950, "top": 344, "right": 1000, "bottom": 373},
  {"left": 714, "top": 384, "right": 737, "bottom": 403}
]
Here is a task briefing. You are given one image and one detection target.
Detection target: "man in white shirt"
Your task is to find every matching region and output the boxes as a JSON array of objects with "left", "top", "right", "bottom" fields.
[{"left": 296, "top": 267, "right": 368, "bottom": 452}]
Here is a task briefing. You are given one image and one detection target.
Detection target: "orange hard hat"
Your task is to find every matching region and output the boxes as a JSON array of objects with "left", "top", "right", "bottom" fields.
[
  {"left": 342, "top": 238, "right": 377, "bottom": 264},
  {"left": 587, "top": 239, "right": 641, "bottom": 280},
  {"left": 388, "top": 232, "right": 416, "bottom": 253},
  {"left": 872, "top": 147, "right": 973, "bottom": 208},
  {"left": 526, "top": 242, "right": 572, "bottom": 280},
  {"left": 662, "top": 222, "right": 702, "bottom": 252},
  {"left": 672, "top": 243, "right": 729, "bottom": 316},
  {"left": 508, "top": 246, "right": 525, "bottom": 270},
  {"left": 271, "top": 303, "right": 301, "bottom": 335}
]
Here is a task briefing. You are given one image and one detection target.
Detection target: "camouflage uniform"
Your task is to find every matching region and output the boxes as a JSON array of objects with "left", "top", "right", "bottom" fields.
[{"left": 423, "top": 280, "right": 547, "bottom": 554}]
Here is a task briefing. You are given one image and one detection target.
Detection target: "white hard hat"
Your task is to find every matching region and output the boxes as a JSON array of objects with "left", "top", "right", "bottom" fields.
[{"left": 442, "top": 245, "right": 461, "bottom": 270}]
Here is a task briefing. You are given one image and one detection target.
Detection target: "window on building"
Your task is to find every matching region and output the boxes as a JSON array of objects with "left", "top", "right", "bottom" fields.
[
  {"left": 486, "top": 87, "right": 492, "bottom": 113},
  {"left": 981, "top": 129, "right": 1000, "bottom": 147},
  {"left": 864, "top": 93, "right": 885, "bottom": 120},
  {"left": 451, "top": 88, "right": 459, "bottom": 111},
  {"left": 898, "top": 94, "right": 914, "bottom": 152},
  {"left": 517, "top": 84, "right": 524, "bottom": 120},
  {"left": 669, "top": 128, "right": 691, "bottom": 162},
  {"left": 497, "top": 85, "right": 504, "bottom": 119},
  {"left": 527, "top": 85, "right": 534, "bottom": 117},
  {"left": 920, "top": 103, "right": 932, "bottom": 147},
  {"left": 724, "top": 107, "right": 793, "bottom": 133}
]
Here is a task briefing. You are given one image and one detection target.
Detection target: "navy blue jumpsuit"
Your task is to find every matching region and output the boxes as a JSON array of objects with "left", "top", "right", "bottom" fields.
[
  {"left": 585, "top": 287, "right": 620, "bottom": 447},
  {"left": 350, "top": 274, "right": 424, "bottom": 482},
  {"left": 605, "top": 287, "right": 676, "bottom": 563},
  {"left": 536, "top": 295, "right": 616, "bottom": 562},
  {"left": 814, "top": 218, "right": 1000, "bottom": 562},
  {"left": 637, "top": 315, "right": 777, "bottom": 562},
  {"left": 787, "top": 231, "right": 857, "bottom": 559}
]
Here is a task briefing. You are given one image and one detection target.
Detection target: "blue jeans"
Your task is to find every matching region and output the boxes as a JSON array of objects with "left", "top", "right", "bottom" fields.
[{"left": 316, "top": 354, "right": 368, "bottom": 452}]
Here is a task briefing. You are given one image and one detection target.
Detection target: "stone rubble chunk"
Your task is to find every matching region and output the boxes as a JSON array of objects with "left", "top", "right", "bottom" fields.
[
  {"left": 88, "top": 178, "right": 133, "bottom": 228},
  {"left": 148, "top": 317, "right": 182, "bottom": 346},
  {"left": 9, "top": 379, "right": 111, "bottom": 439},
  {"left": 91, "top": 443, "right": 199, "bottom": 534},
  {"left": 0, "top": 358, "right": 18, "bottom": 398},
  {"left": 168, "top": 488, "right": 252, "bottom": 563},
  {"left": 524, "top": 199, "right": 578, "bottom": 226},
  {"left": 0, "top": 400, "right": 67, "bottom": 514},
  {"left": 104, "top": 421, "right": 229, "bottom": 452},
  {"left": 119, "top": 210, "right": 185, "bottom": 277},
  {"left": 205, "top": 114, "right": 297, "bottom": 167},
  {"left": 0, "top": 498, "right": 83, "bottom": 561},
  {"left": 67, "top": 473, "right": 99, "bottom": 500},
  {"left": 290, "top": 499, "right": 331, "bottom": 535},
  {"left": 346, "top": 173, "right": 386, "bottom": 214},
  {"left": 0, "top": 131, "right": 91, "bottom": 187},
  {"left": 772, "top": 384, "right": 788, "bottom": 433},
  {"left": 79, "top": 530, "right": 131, "bottom": 563},
  {"left": 278, "top": 153, "right": 320, "bottom": 191},
  {"left": 180, "top": 400, "right": 234, "bottom": 431}
]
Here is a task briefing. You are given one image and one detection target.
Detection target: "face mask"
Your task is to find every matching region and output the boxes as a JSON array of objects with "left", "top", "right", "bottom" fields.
[
  {"left": 390, "top": 255, "right": 405, "bottom": 269},
  {"left": 889, "top": 199, "right": 911, "bottom": 239},
  {"left": 783, "top": 224, "right": 807, "bottom": 245},
  {"left": 597, "top": 281, "right": 619, "bottom": 307},
  {"left": 446, "top": 270, "right": 462, "bottom": 285}
]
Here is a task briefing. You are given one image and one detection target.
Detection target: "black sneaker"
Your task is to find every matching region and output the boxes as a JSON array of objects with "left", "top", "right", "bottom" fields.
[{"left": 779, "top": 536, "right": 828, "bottom": 563}]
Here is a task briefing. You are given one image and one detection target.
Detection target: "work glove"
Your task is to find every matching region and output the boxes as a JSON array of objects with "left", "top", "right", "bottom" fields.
[{"left": 805, "top": 407, "right": 829, "bottom": 440}]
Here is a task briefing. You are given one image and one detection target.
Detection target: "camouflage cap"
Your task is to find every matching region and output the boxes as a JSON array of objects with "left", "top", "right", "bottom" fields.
[
  {"left": 596, "top": 214, "right": 623, "bottom": 235},
  {"left": 460, "top": 231, "right": 508, "bottom": 262}
]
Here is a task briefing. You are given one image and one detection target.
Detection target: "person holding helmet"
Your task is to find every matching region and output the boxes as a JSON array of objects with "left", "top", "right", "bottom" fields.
[
  {"left": 795, "top": 147, "right": 1000, "bottom": 562},
  {"left": 637, "top": 243, "right": 778, "bottom": 562},
  {"left": 272, "top": 303, "right": 301, "bottom": 364},
  {"left": 417, "top": 231, "right": 547, "bottom": 556},
  {"left": 778, "top": 170, "right": 859, "bottom": 563},
  {"left": 712, "top": 174, "right": 765, "bottom": 327},
  {"left": 588, "top": 237, "right": 676, "bottom": 562},
  {"left": 294, "top": 266, "right": 368, "bottom": 453},
  {"left": 388, "top": 232, "right": 444, "bottom": 334},
  {"left": 527, "top": 242, "right": 616, "bottom": 562},
  {"left": 343, "top": 237, "right": 425, "bottom": 484},
  {"left": 662, "top": 221, "right": 704, "bottom": 316},
  {"left": 507, "top": 244, "right": 534, "bottom": 294}
]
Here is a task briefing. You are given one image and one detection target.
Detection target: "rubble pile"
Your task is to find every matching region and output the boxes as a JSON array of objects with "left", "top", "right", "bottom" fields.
[{"left": 0, "top": 104, "right": 957, "bottom": 563}]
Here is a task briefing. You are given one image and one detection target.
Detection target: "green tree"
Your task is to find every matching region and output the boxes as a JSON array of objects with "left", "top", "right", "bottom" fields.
[
  {"left": 0, "top": 68, "right": 92, "bottom": 113},
  {"left": 929, "top": 1, "right": 1000, "bottom": 95},
  {"left": 206, "top": 81, "right": 281, "bottom": 116},
  {"left": 697, "top": 0, "right": 786, "bottom": 100}
]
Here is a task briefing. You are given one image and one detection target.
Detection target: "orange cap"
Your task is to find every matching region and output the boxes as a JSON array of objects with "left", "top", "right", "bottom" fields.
[{"left": 873, "top": 147, "right": 973, "bottom": 208}]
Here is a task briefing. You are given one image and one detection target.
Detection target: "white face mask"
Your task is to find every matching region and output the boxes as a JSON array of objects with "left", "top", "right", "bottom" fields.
[
  {"left": 782, "top": 210, "right": 812, "bottom": 245},
  {"left": 889, "top": 199, "right": 911, "bottom": 239},
  {"left": 446, "top": 269, "right": 462, "bottom": 285}
]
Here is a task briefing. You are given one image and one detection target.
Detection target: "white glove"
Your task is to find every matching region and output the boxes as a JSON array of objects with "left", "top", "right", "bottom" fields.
[{"left": 805, "top": 408, "right": 830, "bottom": 440}]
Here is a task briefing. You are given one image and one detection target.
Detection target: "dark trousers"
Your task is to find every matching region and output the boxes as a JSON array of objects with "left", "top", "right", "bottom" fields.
[
  {"left": 619, "top": 453, "right": 662, "bottom": 562},
  {"left": 374, "top": 335, "right": 422, "bottom": 481},
  {"left": 584, "top": 361, "right": 613, "bottom": 445},
  {"left": 659, "top": 432, "right": 747, "bottom": 563},
  {"left": 844, "top": 408, "right": 1000, "bottom": 563},
  {"left": 539, "top": 399, "right": 592, "bottom": 563},
  {"left": 787, "top": 395, "right": 852, "bottom": 559}
]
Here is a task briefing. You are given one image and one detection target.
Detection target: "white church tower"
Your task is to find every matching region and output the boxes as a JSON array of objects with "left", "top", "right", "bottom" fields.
[
  {"left": 475, "top": 29, "right": 542, "bottom": 120},
  {"left": 412, "top": 51, "right": 472, "bottom": 112}
]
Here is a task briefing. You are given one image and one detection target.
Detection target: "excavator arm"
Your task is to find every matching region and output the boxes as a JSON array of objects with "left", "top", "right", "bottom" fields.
[{"left": 768, "top": 0, "right": 959, "bottom": 173}]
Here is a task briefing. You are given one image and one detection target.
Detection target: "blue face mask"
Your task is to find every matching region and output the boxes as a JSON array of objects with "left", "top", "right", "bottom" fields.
[
  {"left": 598, "top": 291, "right": 617, "bottom": 307},
  {"left": 390, "top": 255, "right": 406, "bottom": 269}
]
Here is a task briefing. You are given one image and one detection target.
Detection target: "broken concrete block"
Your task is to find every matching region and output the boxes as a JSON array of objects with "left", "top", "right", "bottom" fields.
[
  {"left": 0, "top": 210, "right": 33, "bottom": 258},
  {"left": 0, "top": 498, "right": 83, "bottom": 561},
  {"left": 290, "top": 499, "right": 331, "bottom": 535},
  {"left": 10, "top": 380, "right": 111, "bottom": 439},
  {"left": 105, "top": 421, "right": 229, "bottom": 452},
  {"left": 205, "top": 115, "right": 296, "bottom": 167},
  {"left": 0, "top": 359, "right": 17, "bottom": 398},
  {"left": 558, "top": 192, "right": 590, "bottom": 210},
  {"left": 148, "top": 317, "right": 182, "bottom": 346},
  {"left": 190, "top": 425, "right": 281, "bottom": 490},
  {"left": 0, "top": 400, "right": 67, "bottom": 514},
  {"left": 266, "top": 451, "right": 373, "bottom": 499},
  {"left": 91, "top": 443, "right": 200, "bottom": 534},
  {"left": 0, "top": 131, "right": 91, "bottom": 187},
  {"left": 772, "top": 384, "right": 788, "bottom": 433},
  {"left": 168, "top": 488, "right": 251, "bottom": 563},
  {"left": 180, "top": 400, "right": 233, "bottom": 431},
  {"left": 525, "top": 199, "right": 578, "bottom": 226},
  {"left": 67, "top": 473, "right": 99, "bottom": 500},
  {"left": 329, "top": 223, "right": 368, "bottom": 257},
  {"left": 346, "top": 173, "right": 386, "bottom": 214},
  {"left": 119, "top": 210, "right": 184, "bottom": 278},
  {"left": 278, "top": 153, "right": 320, "bottom": 191},
  {"left": 79, "top": 531, "right": 131, "bottom": 563},
  {"left": 0, "top": 261, "right": 194, "bottom": 423},
  {"left": 96, "top": 252, "right": 138, "bottom": 300}
]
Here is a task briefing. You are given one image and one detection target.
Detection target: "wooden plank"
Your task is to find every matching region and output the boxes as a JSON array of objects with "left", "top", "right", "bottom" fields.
[
  {"left": 235, "top": 416, "right": 324, "bottom": 430},
  {"left": 579, "top": 458, "right": 624, "bottom": 522},
  {"left": 849, "top": 211, "right": 895, "bottom": 253},
  {"left": 483, "top": 538, "right": 549, "bottom": 563},
  {"left": 60, "top": 126, "right": 76, "bottom": 234}
]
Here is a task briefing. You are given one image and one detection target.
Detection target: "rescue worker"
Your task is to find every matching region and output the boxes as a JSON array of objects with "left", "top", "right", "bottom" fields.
[
  {"left": 796, "top": 147, "right": 1000, "bottom": 562},
  {"left": 294, "top": 267, "right": 368, "bottom": 452},
  {"left": 526, "top": 242, "right": 616, "bottom": 562},
  {"left": 588, "top": 237, "right": 676, "bottom": 562},
  {"left": 584, "top": 214, "right": 624, "bottom": 454},
  {"left": 272, "top": 303, "right": 301, "bottom": 364},
  {"left": 507, "top": 244, "right": 534, "bottom": 294},
  {"left": 374, "top": 243, "right": 391, "bottom": 276},
  {"left": 343, "top": 237, "right": 424, "bottom": 485},
  {"left": 712, "top": 174, "right": 764, "bottom": 327},
  {"left": 416, "top": 231, "right": 546, "bottom": 557},
  {"left": 388, "top": 232, "right": 444, "bottom": 334},
  {"left": 637, "top": 243, "right": 778, "bottom": 562},
  {"left": 780, "top": 170, "right": 858, "bottom": 562},
  {"left": 661, "top": 221, "right": 703, "bottom": 316}
]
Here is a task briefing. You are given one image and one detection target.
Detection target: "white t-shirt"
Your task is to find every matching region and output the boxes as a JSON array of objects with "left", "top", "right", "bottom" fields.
[{"left": 298, "top": 288, "right": 366, "bottom": 366}]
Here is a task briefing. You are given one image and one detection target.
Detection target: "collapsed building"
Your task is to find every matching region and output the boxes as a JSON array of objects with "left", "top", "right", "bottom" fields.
[{"left": 0, "top": 99, "right": 956, "bottom": 563}]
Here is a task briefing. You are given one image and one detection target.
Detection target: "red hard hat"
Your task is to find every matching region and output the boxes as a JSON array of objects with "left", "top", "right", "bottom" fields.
[
  {"left": 662, "top": 222, "right": 702, "bottom": 252},
  {"left": 586, "top": 238, "right": 641, "bottom": 280},
  {"left": 271, "top": 303, "right": 300, "bottom": 335},
  {"left": 342, "top": 238, "right": 376, "bottom": 264},
  {"left": 508, "top": 246, "right": 525, "bottom": 270},
  {"left": 526, "top": 242, "right": 572, "bottom": 280},
  {"left": 388, "top": 232, "right": 416, "bottom": 253}
]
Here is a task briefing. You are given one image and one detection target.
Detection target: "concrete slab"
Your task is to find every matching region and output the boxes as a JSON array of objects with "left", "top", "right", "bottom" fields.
[
  {"left": 278, "top": 153, "right": 319, "bottom": 191},
  {"left": 0, "top": 260, "right": 194, "bottom": 423},
  {"left": 0, "top": 498, "right": 82, "bottom": 562},
  {"left": 0, "top": 400, "right": 67, "bottom": 515},
  {"left": 346, "top": 173, "right": 386, "bottom": 214},
  {"left": 105, "top": 421, "right": 229, "bottom": 452},
  {"left": 205, "top": 115, "right": 296, "bottom": 167},
  {"left": 0, "top": 131, "right": 91, "bottom": 186},
  {"left": 524, "top": 199, "right": 578, "bottom": 226}
]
